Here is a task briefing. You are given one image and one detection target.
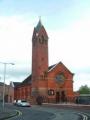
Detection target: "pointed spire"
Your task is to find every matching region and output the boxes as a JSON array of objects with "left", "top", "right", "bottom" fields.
[
  {"left": 39, "top": 16, "right": 41, "bottom": 23},
  {"left": 35, "top": 17, "right": 43, "bottom": 32}
]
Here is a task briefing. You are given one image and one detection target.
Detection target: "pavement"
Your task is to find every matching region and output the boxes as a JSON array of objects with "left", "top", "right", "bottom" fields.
[
  {"left": 0, "top": 108, "right": 18, "bottom": 120},
  {"left": 43, "top": 102, "right": 90, "bottom": 108}
]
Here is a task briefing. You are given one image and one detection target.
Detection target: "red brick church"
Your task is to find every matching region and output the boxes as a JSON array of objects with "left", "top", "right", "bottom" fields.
[{"left": 10, "top": 20, "right": 75, "bottom": 103}]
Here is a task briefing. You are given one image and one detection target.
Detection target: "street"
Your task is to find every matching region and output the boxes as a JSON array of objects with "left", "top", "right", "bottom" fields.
[{"left": 0, "top": 103, "right": 90, "bottom": 120}]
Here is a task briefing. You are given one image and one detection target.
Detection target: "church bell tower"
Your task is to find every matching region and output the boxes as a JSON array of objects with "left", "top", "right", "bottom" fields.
[{"left": 32, "top": 19, "right": 48, "bottom": 96}]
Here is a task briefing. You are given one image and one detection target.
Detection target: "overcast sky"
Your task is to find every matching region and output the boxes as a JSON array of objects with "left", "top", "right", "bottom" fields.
[{"left": 0, "top": 0, "right": 90, "bottom": 91}]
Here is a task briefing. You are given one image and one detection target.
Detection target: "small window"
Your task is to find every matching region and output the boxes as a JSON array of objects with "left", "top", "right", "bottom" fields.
[
  {"left": 39, "top": 38, "right": 44, "bottom": 44},
  {"left": 48, "top": 89, "right": 54, "bottom": 96}
]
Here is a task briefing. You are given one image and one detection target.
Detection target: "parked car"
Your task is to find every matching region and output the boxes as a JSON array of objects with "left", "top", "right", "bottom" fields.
[
  {"left": 16, "top": 100, "right": 22, "bottom": 106},
  {"left": 14, "top": 100, "right": 31, "bottom": 107}
]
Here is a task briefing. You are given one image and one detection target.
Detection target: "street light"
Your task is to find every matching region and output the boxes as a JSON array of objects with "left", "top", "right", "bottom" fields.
[{"left": 0, "top": 62, "right": 14, "bottom": 111}]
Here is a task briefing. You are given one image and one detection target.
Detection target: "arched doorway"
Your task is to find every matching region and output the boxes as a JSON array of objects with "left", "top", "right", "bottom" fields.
[{"left": 61, "top": 91, "right": 66, "bottom": 102}]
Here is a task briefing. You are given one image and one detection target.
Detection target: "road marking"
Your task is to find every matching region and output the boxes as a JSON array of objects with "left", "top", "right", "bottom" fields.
[
  {"left": 4, "top": 110, "right": 22, "bottom": 120},
  {"left": 78, "top": 113, "right": 88, "bottom": 120},
  {"left": 15, "top": 110, "right": 22, "bottom": 116}
]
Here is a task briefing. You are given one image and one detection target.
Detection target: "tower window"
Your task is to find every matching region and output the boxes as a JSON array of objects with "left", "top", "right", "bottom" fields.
[
  {"left": 33, "top": 38, "right": 37, "bottom": 46},
  {"left": 39, "top": 38, "right": 44, "bottom": 44},
  {"left": 39, "top": 35, "right": 47, "bottom": 45},
  {"left": 44, "top": 39, "right": 47, "bottom": 44},
  {"left": 42, "top": 35, "right": 44, "bottom": 41},
  {"left": 42, "top": 35, "right": 47, "bottom": 44}
]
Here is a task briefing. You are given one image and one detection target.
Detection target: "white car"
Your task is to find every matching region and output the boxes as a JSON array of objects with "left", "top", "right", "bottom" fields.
[{"left": 16, "top": 100, "right": 31, "bottom": 107}]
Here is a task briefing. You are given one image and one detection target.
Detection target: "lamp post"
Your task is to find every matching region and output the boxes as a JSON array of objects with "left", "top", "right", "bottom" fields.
[{"left": 0, "top": 62, "right": 14, "bottom": 111}]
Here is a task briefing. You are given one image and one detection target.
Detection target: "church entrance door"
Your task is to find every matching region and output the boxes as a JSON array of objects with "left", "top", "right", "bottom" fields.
[
  {"left": 61, "top": 91, "right": 66, "bottom": 102},
  {"left": 56, "top": 92, "right": 60, "bottom": 103}
]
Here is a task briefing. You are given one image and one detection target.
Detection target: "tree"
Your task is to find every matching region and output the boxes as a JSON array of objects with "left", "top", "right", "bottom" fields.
[{"left": 78, "top": 85, "right": 90, "bottom": 94}]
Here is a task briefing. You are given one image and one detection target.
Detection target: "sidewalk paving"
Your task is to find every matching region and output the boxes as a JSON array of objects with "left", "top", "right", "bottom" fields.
[
  {"left": 0, "top": 109, "right": 17, "bottom": 120},
  {"left": 43, "top": 102, "right": 90, "bottom": 108}
]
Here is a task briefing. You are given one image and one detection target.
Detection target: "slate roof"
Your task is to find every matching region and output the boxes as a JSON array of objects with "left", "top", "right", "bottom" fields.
[
  {"left": 21, "top": 75, "right": 32, "bottom": 85},
  {"left": 0, "top": 82, "right": 7, "bottom": 86},
  {"left": 13, "top": 82, "right": 21, "bottom": 87},
  {"left": 48, "top": 64, "right": 56, "bottom": 71}
]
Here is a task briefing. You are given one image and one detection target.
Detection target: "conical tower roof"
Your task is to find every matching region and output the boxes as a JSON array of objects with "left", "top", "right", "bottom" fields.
[{"left": 35, "top": 19, "right": 43, "bottom": 32}]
